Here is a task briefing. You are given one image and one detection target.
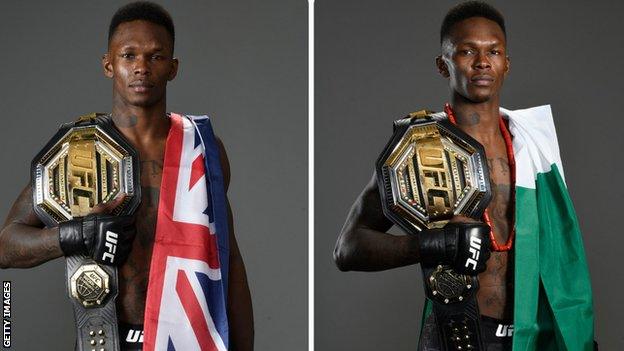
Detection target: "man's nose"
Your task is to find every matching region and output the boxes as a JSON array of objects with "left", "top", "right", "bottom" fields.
[
  {"left": 133, "top": 57, "right": 151, "bottom": 75},
  {"left": 473, "top": 52, "right": 491, "bottom": 70}
]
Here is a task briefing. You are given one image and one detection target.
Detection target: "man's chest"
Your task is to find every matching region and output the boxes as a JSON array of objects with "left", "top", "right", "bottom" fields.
[
  {"left": 474, "top": 141, "right": 516, "bottom": 318},
  {"left": 116, "top": 155, "right": 165, "bottom": 322},
  {"left": 132, "top": 158, "right": 164, "bottom": 258},
  {"left": 483, "top": 141, "right": 513, "bottom": 243},
  {"left": 118, "top": 149, "right": 165, "bottom": 274}
]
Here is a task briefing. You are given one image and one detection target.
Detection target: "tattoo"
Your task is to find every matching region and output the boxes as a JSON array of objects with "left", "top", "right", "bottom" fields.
[
  {"left": 118, "top": 254, "right": 149, "bottom": 323},
  {"left": 487, "top": 158, "right": 494, "bottom": 173},
  {"left": 142, "top": 186, "right": 160, "bottom": 207},
  {"left": 476, "top": 150, "right": 515, "bottom": 319},
  {"left": 483, "top": 253, "right": 505, "bottom": 283},
  {"left": 112, "top": 114, "right": 138, "bottom": 128},
  {"left": 486, "top": 154, "right": 513, "bottom": 241},
  {"left": 456, "top": 112, "right": 480, "bottom": 126},
  {"left": 487, "top": 157, "right": 510, "bottom": 175},
  {"left": 498, "top": 158, "right": 510, "bottom": 175},
  {"left": 0, "top": 225, "right": 62, "bottom": 268},
  {"left": 117, "top": 185, "right": 160, "bottom": 323},
  {"left": 0, "top": 185, "right": 65, "bottom": 268},
  {"left": 483, "top": 289, "right": 505, "bottom": 309},
  {"left": 478, "top": 252, "right": 514, "bottom": 319},
  {"left": 6, "top": 186, "right": 42, "bottom": 226},
  {"left": 489, "top": 183, "right": 512, "bottom": 237},
  {"left": 135, "top": 186, "right": 159, "bottom": 248},
  {"left": 140, "top": 160, "right": 164, "bottom": 177}
]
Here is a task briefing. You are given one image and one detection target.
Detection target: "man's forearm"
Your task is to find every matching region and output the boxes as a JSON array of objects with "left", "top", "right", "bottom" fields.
[
  {"left": 227, "top": 253, "right": 254, "bottom": 351},
  {"left": 0, "top": 224, "right": 62, "bottom": 268},
  {"left": 333, "top": 175, "right": 422, "bottom": 272},
  {"left": 334, "top": 227, "right": 421, "bottom": 272}
]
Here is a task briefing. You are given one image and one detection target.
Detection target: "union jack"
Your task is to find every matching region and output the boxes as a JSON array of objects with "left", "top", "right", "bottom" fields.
[{"left": 143, "top": 113, "right": 230, "bottom": 351}]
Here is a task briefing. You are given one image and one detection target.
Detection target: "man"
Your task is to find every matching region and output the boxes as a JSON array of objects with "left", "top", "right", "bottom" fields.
[
  {"left": 334, "top": 2, "right": 594, "bottom": 350},
  {"left": 0, "top": 2, "right": 253, "bottom": 350}
]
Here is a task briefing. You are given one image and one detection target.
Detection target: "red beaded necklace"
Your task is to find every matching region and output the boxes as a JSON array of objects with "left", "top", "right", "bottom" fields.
[{"left": 444, "top": 103, "right": 516, "bottom": 252}]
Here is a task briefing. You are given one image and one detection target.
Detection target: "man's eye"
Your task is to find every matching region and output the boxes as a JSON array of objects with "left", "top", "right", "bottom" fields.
[
  {"left": 121, "top": 53, "right": 135, "bottom": 59},
  {"left": 460, "top": 49, "right": 474, "bottom": 55},
  {"left": 490, "top": 50, "right": 501, "bottom": 55},
  {"left": 151, "top": 55, "right": 163, "bottom": 60}
]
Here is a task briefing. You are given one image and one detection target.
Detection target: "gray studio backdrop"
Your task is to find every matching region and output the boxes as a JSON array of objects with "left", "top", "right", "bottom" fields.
[
  {"left": 316, "top": 0, "right": 622, "bottom": 350},
  {"left": 0, "top": 1, "right": 306, "bottom": 350}
]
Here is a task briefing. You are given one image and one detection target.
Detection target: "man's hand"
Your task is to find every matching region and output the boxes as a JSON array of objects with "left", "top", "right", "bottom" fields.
[
  {"left": 58, "top": 194, "right": 136, "bottom": 266},
  {"left": 418, "top": 216, "right": 491, "bottom": 275}
]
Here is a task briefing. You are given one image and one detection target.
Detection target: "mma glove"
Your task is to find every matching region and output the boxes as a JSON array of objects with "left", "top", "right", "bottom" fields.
[
  {"left": 418, "top": 222, "right": 491, "bottom": 275},
  {"left": 58, "top": 213, "right": 136, "bottom": 266}
]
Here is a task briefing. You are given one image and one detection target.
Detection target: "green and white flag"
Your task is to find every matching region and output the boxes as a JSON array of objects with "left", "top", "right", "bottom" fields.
[{"left": 420, "top": 105, "right": 595, "bottom": 350}]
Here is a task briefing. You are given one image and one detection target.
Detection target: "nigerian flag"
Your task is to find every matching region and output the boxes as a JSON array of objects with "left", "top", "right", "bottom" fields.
[{"left": 420, "top": 105, "right": 595, "bottom": 350}]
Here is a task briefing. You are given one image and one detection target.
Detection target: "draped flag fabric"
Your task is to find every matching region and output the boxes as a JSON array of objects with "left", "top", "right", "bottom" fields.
[
  {"left": 419, "top": 105, "right": 594, "bottom": 350},
  {"left": 143, "top": 113, "right": 230, "bottom": 351}
]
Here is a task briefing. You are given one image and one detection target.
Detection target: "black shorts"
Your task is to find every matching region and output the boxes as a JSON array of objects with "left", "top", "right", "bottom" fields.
[
  {"left": 119, "top": 322, "right": 144, "bottom": 351},
  {"left": 419, "top": 313, "right": 513, "bottom": 351}
]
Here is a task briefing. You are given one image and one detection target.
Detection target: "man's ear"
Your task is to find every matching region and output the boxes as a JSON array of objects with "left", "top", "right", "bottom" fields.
[
  {"left": 102, "top": 53, "right": 114, "bottom": 78},
  {"left": 168, "top": 58, "right": 179, "bottom": 81},
  {"left": 436, "top": 55, "right": 450, "bottom": 78},
  {"left": 504, "top": 55, "right": 511, "bottom": 76}
]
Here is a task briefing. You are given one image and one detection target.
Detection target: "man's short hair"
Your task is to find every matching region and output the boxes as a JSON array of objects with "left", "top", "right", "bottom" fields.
[
  {"left": 440, "top": 1, "right": 506, "bottom": 44},
  {"left": 108, "top": 1, "right": 175, "bottom": 48}
]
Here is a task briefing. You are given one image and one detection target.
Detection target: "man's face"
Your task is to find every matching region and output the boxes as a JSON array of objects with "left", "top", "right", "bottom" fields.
[
  {"left": 103, "top": 20, "right": 178, "bottom": 108},
  {"left": 436, "top": 17, "right": 509, "bottom": 103}
]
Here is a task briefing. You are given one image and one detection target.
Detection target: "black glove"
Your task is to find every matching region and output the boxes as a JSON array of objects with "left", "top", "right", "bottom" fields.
[
  {"left": 58, "top": 213, "right": 136, "bottom": 266},
  {"left": 418, "top": 222, "right": 491, "bottom": 275}
]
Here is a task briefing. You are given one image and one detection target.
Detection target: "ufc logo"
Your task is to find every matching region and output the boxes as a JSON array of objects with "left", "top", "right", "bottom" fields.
[
  {"left": 419, "top": 147, "right": 452, "bottom": 209},
  {"left": 464, "top": 236, "right": 482, "bottom": 270},
  {"left": 102, "top": 231, "right": 118, "bottom": 263},
  {"left": 495, "top": 324, "right": 514, "bottom": 337},
  {"left": 126, "top": 329, "right": 144, "bottom": 343}
]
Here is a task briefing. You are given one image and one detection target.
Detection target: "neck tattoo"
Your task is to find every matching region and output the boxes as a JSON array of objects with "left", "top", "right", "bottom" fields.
[
  {"left": 112, "top": 114, "right": 138, "bottom": 128},
  {"left": 457, "top": 111, "right": 481, "bottom": 126}
]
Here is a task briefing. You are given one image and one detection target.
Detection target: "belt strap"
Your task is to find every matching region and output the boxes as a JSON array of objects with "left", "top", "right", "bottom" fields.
[
  {"left": 66, "top": 255, "right": 120, "bottom": 351},
  {"left": 422, "top": 265, "right": 484, "bottom": 350}
]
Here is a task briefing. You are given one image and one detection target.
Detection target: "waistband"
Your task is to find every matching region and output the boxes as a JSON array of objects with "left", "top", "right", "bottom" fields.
[
  {"left": 480, "top": 315, "right": 513, "bottom": 345},
  {"left": 119, "top": 323, "right": 144, "bottom": 350}
]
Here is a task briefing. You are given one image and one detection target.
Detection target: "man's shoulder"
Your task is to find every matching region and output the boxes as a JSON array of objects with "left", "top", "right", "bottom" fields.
[
  {"left": 500, "top": 105, "right": 554, "bottom": 128},
  {"left": 175, "top": 113, "right": 210, "bottom": 122},
  {"left": 502, "top": 104, "right": 566, "bottom": 183}
]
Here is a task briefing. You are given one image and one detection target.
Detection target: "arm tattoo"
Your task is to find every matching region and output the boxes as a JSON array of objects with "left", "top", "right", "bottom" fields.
[{"left": 0, "top": 185, "right": 62, "bottom": 268}]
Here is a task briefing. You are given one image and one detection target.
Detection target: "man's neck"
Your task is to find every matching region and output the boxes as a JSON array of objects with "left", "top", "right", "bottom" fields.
[
  {"left": 111, "top": 98, "right": 170, "bottom": 149},
  {"left": 449, "top": 95, "right": 501, "bottom": 144}
]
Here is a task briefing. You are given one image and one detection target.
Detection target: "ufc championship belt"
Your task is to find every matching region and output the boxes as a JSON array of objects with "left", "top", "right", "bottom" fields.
[
  {"left": 376, "top": 110, "right": 491, "bottom": 351},
  {"left": 31, "top": 113, "right": 140, "bottom": 351}
]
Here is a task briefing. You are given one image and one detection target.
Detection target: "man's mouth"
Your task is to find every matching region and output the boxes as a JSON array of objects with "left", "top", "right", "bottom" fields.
[
  {"left": 471, "top": 75, "right": 494, "bottom": 87},
  {"left": 129, "top": 81, "right": 155, "bottom": 93}
]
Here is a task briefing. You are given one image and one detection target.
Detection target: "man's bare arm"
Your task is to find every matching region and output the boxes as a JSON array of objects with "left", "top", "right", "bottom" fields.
[
  {"left": 226, "top": 201, "right": 254, "bottom": 351},
  {"left": 217, "top": 137, "right": 254, "bottom": 351},
  {"left": 0, "top": 184, "right": 63, "bottom": 268},
  {"left": 333, "top": 173, "right": 423, "bottom": 272}
]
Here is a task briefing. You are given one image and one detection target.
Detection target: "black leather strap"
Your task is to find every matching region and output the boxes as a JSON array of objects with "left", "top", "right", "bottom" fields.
[
  {"left": 422, "top": 265, "right": 484, "bottom": 351},
  {"left": 66, "top": 255, "right": 120, "bottom": 351}
]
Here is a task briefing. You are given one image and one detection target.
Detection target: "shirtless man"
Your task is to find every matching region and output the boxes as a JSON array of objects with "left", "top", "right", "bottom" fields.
[
  {"left": 334, "top": 3, "right": 515, "bottom": 350},
  {"left": 0, "top": 2, "right": 253, "bottom": 350}
]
